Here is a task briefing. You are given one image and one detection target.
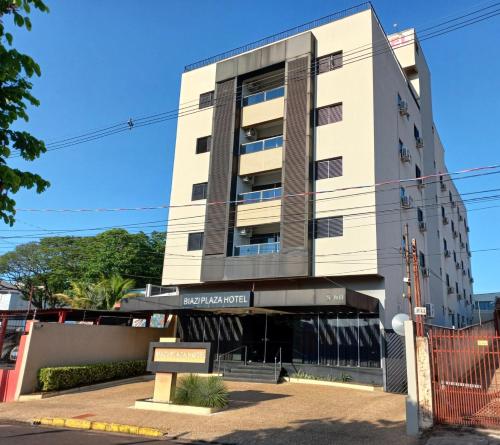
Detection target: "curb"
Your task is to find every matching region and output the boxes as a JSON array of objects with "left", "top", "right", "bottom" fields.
[{"left": 32, "top": 417, "right": 164, "bottom": 438}]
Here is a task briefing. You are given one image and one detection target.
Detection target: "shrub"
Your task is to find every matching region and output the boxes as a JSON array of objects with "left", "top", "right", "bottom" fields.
[
  {"left": 37, "top": 360, "right": 147, "bottom": 392},
  {"left": 174, "top": 374, "right": 228, "bottom": 408}
]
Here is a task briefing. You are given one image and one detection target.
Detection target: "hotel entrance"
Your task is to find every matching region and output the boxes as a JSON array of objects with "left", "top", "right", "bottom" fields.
[{"left": 177, "top": 310, "right": 381, "bottom": 370}]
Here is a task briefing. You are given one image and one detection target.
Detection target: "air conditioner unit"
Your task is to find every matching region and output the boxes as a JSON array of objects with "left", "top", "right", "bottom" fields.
[
  {"left": 416, "top": 137, "right": 424, "bottom": 149},
  {"left": 466, "top": 226, "right": 470, "bottom": 233},
  {"left": 399, "top": 146, "right": 411, "bottom": 163},
  {"left": 452, "top": 230, "right": 458, "bottom": 239},
  {"left": 444, "top": 249, "right": 451, "bottom": 258},
  {"left": 401, "top": 195, "right": 413, "bottom": 209},
  {"left": 244, "top": 128, "right": 258, "bottom": 140},
  {"left": 241, "top": 175, "right": 254, "bottom": 184},
  {"left": 425, "top": 303, "right": 435, "bottom": 318},
  {"left": 470, "top": 277, "right": 474, "bottom": 283},
  {"left": 238, "top": 227, "right": 253, "bottom": 237},
  {"left": 417, "top": 178, "right": 425, "bottom": 189},
  {"left": 440, "top": 182, "right": 447, "bottom": 191},
  {"left": 455, "top": 262, "right": 461, "bottom": 270},
  {"left": 421, "top": 267, "right": 430, "bottom": 277},
  {"left": 418, "top": 221, "right": 427, "bottom": 232},
  {"left": 442, "top": 216, "right": 449, "bottom": 225},
  {"left": 451, "top": 201, "right": 456, "bottom": 208},
  {"left": 460, "top": 241, "right": 466, "bottom": 249},
  {"left": 462, "top": 269, "right": 466, "bottom": 276},
  {"left": 398, "top": 100, "right": 409, "bottom": 116},
  {"left": 459, "top": 215, "right": 464, "bottom": 221},
  {"left": 447, "top": 286, "right": 454, "bottom": 295}
]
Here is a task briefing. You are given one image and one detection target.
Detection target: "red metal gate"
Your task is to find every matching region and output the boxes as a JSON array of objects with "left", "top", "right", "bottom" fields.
[{"left": 429, "top": 323, "right": 500, "bottom": 428}]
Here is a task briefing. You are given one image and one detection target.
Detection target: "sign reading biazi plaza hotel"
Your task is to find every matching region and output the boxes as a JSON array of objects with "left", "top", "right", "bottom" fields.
[{"left": 181, "top": 291, "right": 251, "bottom": 309}]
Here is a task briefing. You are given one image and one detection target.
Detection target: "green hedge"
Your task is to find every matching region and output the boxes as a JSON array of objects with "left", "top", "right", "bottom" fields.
[{"left": 37, "top": 360, "right": 147, "bottom": 392}]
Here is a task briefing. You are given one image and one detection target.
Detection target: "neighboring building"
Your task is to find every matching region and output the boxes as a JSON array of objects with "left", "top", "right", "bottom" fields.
[
  {"left": 156, "top": 4, "right": 473, "bottom": 385},
  {"left": 0, "top": 282, "right": 29, "bottom": 311},
  {"left": 472, "top": 292, "right": 499, "bottom": 325}
]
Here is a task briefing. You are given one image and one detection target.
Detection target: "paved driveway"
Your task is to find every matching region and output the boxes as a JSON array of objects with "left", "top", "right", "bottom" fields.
[{"left": 0, "top": 380, "right": 416, "bottom": 445}]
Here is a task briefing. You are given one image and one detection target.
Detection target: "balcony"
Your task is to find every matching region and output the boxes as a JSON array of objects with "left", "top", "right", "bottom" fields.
[
  {"left": 238, "top": 187, "right": 282, "bottom": 204},
  {"left": 241, "top": 87, "right": 285, "bottom": 128},
  {"left": 240, "top": 135, "right": 283, "bottom": 155},
  {"left": 242, "top": 86, "right": 284, "bottom": 107},
  {"left": 234, "top": 241, "right": 280, "bottom": 256},
  {"left": 235, "top": 188, "right": 282, "bottom": 227}
]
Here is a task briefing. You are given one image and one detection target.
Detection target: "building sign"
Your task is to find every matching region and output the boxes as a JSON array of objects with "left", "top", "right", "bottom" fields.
[
  {"left": 147, "top": 342, "right": 213, "bottom": 374},
  {"left": 153, "top": 348, "right": 206, "bottom": 364},
  {"left": 181, "top": 291, "right": 251, "bottom": 309}
]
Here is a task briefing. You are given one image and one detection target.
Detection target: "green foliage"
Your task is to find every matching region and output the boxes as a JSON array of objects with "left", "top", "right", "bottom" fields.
[
  {"left": 37, "top": 360, "right": 147, "bottom": 392},
  {"left": 291, "top": 370, "right": 352, "bottom": 383},
  {"left": 174, "top": 374, "right": 229, "bottom": 409},
  {"left": 56, "top": 274, "right": 136, "bottom": 310},
  {"left": 0, "top": 229, "right": 165, "bottom": 308},
  {"left": 1, "top": 0, "right": 50, "bottom": 225}
]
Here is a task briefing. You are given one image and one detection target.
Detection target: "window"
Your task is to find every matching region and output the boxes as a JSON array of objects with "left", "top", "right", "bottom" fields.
[
  {"left": 187, "top": 232, "right": 204, "bottom": 251},
  {"left": 316, "top": 51, "right": 343, "bottom": 74},
  {"left": 446, "top": 274, "right": 450, "bottom": 286},
  {"left": 199, "top": 91, "right": 214, "bottom": 109},
  {"left": 315, "top": 216, "right": 343, "bottom": 238},
  {"left": 449, "top": 191, "right": 453, "bottom": 203},
  {"left": 451, "top": 220, "right": 455, "bottom": 233},
  {"left": 415, "top": 165, "right": 422, "bottom": 184},
  {"left": 316, "top": 157, "right": 343, "bottom": 179},
  {"left": 455, "top": 282, "right": 459, "bottom": 294},
  {"left": 191, "top": 182, "right": 208, "bottom": 200},
  {"left": 443, "top": 238, "right": 447, "bottom": 251},
  {"left": 414, "top": 125, "right": 420, "bottom": 139},
  {"left": 417, "top": 207, "right": 424, "bottom": 222},
  {"left": 316, "top": 103, "right": 342, "bottom": 126},
  {"left": 453, "top": 251, "right": 457, "bottom": 262},
  {"left": 196, "top": 136, "right": 211, "bottom": 154},
  {"left": 419, "top": 251, "right": 426, "bottom": 268}
]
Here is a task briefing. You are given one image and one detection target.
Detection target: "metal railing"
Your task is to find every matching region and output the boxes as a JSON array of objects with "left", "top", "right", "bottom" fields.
[
  {"left": 274, "top": 347, "right": 282, "bottom": 382},
  {"left": 184, "top": 3, "right": 371, "bottom": 71},
  {"left": 242, "top": 86, "right": 285, "bottom": 107},
  {"left": 234, "top": 242, "right": 280, "bottom": 257},
  {"left": 240, "top": 135, "right": 283, "bottom": 155},
  {"left": 216, "top": 345, "right": 248, "bottom": 374},
  {"left": 238, "top": 187, "right": 282, "bottom": 204}
]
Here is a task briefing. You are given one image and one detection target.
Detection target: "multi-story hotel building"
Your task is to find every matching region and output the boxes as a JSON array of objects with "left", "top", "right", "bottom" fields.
[{"left": 155, "top": 4, "right": 473, "bottom": 386}]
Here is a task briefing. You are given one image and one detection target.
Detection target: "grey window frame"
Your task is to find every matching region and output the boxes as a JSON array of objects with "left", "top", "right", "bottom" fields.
[
  {"left": 191, "top": 182, "right": 208, "bottom": 201},
  {"left": 316, "top": 103, "right": 343, "bottom": 126},
  {"left": 187, "top": 232, "right": 204, "bottom": 251},
  {"left": 315, "top": 156, "right": 343, "bottom": 180},
  {"left": 196, "top": 135, "right": 211, "bottom": 154},
  {"left": 199, "top": 91, "right": 214, "bottom": 109},
  {"left": 316, "top": 51, "right": 343, "bottom": 74},
  {"left": 314, "top": 216, "right": 343, "bottom": 239}
]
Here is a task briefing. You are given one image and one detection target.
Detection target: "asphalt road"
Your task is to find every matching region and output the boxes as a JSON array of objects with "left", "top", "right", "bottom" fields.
[{"left": 0, "top": 422, "right": 175, "bottom": 444}]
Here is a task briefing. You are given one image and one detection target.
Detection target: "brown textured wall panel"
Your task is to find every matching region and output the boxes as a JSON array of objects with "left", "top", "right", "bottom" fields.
[
  {"left": 281, "top": 56, "right": 311, "bottom": 252},
  {"left": 203, "top": 79, "right": 236, "bottom": 256}
]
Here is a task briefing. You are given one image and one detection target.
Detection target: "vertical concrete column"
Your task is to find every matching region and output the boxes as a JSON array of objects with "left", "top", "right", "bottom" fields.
[
  {"left": 416, "top": 336, "right": 434, "bottom": 429},
  {"left": 404, "top": 320, "right": 419, "bottom": 436}
]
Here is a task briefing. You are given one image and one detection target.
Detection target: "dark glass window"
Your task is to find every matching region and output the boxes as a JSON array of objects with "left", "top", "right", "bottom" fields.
[
  {"left": 316, "top": 157, "right": 343, "bottom": 179},
  {"left": 196, "top": 136, "right": 211, "bottom": 154},
  {"left": 415, "top": 164, "right": 422, "bottom": 180},
  {"left": 414, "top": 125, "right": 420, "bottom": 139},
  {"left": 315, "top": 216, "right": 343, "bottom": 238},
  {"left": 187, "top": 232, "right": 204, "bottom": 251},
  {"left": 199, "top": 91, "right": 214, "bottom": 109},
  {"left": 316, "top": 103, "right": 343, "bottom": 126},
  {"left": 419, "top": 251, "right": 426, "bottom": 268},
  {"left": 316, "top": 51, "right": 343, "bottom": 74},
  {"left": 417, "top": 207, "right": 424, "bottom": 222},
  {"left": 191, "top": 182, "right": 208, "bottom": 201}
]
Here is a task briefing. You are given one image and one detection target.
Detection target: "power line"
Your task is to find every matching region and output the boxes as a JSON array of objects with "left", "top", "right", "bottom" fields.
[{"left": 9, "top": 3, "right": 500, "bottom": 157}]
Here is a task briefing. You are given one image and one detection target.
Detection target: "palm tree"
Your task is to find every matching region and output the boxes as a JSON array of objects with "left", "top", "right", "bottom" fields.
[
  {"left": 55, "top": 281, "right": 103, "bottom": 309},
  {"left": 97, "top": 274, "right": 135, "bottom": 310}
]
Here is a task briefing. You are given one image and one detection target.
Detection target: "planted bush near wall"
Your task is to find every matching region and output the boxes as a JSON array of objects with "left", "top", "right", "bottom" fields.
[
  {"left": 174, "top": 374, "right": 228, "bottom": 408},
  {"left": 37, "top": 360, "right": 147, "bottom": 392}
]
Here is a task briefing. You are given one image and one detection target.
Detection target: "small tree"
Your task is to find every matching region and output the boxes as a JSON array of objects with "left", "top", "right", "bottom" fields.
[
  {"left": 97, "top": 274, "right": 135, "bottom": 310},
  {"left": 1, "top": 0, "right": 50, "bottom": 225}
]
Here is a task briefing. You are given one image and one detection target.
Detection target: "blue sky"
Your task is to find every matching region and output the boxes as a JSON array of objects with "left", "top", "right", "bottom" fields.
[{"left": 3, "top": 0, "right": 500, "bottom": 292}]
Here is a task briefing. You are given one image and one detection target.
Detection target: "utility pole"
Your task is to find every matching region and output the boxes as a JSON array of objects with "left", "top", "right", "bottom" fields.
[
  {"left": 411, "top": 238, "right": 424, "bottom": 337},
  {"left": 404, "top": 224, "right": 413, "bottom": 319}
]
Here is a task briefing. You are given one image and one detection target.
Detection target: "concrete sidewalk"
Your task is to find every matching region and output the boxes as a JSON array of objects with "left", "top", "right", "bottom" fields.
[
  {"left": 424, "top": 427, "right": 500, "bottom": 445},
  {"left": 0, "top": 380, "right": 413, "bottom": 445}
]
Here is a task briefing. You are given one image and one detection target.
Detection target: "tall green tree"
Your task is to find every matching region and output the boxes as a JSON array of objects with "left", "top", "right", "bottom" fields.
[{"left": 1, "top": 0, "right": 50, "bottom": 225}]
